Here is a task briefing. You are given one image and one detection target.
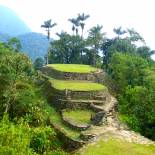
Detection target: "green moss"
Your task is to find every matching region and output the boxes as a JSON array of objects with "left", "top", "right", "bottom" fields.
[
  {"left": 49, "top": 78, "right": 106, "bottom": 91},
  {"left": 63, "top": 110, "right": 94, "bottom": 125},
  {"left": 75, "top": 139, "right": 155, "bottom": 155},
  {"left": 47, "top": 64, "right": 97, "bottom": 73},
  {"left": 46, "top": 106, "right": 81, "bottom": 140}
]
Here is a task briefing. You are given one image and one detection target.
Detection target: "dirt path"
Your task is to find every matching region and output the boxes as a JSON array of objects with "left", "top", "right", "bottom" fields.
[{"left": 82, "top": 111, "right": 155, "bottom": 145}]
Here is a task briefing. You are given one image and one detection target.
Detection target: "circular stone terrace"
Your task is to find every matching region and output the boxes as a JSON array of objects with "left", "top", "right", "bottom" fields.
[
  {"left": 42, "top": 64, "right": 104, "bottom": 81},
  {"left": 49, "top": 78, "right": 106, "bottom": 92},
  {"left": 47, "top": 64, "right": 98, "bottom": 73}
]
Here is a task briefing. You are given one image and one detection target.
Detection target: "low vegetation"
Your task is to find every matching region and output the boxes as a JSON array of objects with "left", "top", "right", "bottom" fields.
[{"left": 0, "top": 42, "right": 67, "bottom": 154}]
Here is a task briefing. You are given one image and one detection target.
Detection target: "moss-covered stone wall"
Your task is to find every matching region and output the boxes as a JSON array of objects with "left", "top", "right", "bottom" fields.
[{"left": 42, "top": 66, "right": 107, "bottom": 83}]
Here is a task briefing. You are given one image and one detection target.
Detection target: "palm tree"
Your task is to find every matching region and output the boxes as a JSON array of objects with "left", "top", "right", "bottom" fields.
[
  {"left": 41, "top": 19, "right": 57, "bottom": 40},
  {"left": 127, "top": 28, "right": 145, "bottom": 43},
  {"left": 88, "top": 25, "right": 106, "bottom": 66},
  {"left": 68, "top": 18, "right": 80, "bottom": 35},
  {"left": 41, "top": 19, "right": 57, "bottom": 64},
  {"left": 78, "top": 13, "right": 90, "bottom": 38},
  {"left": 113, "top": 26, "right": 126, "bottom": 38}
]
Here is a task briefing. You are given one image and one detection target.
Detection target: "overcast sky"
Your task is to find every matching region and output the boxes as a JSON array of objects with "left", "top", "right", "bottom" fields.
[{"left": 0, "top": 0, "right": 155, "bottom": 58}]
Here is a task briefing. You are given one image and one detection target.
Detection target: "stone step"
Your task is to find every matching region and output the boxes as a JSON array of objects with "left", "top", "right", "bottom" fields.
[
  {"left": 80, "top": 126, "right": 109, "bottom": 141},
  {"left": 70, "top": 99, "right": 105, "bottom": 105},
  {"left": 58, "top": 99, "right": 105, "bottom": 107},
  {"left": 90, "top": 103, "right": 104, "bottom": 112},
  {"left": 93, "top": 95, "right": 107, "bottom": 100},
  {"left": 90, "top": 96, "right": 117, "bottom": 113}
]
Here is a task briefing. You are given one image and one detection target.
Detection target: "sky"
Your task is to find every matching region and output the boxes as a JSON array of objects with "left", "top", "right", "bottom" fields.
[{"left": 0, "top": 0, "right": 155, "bottom": 58}]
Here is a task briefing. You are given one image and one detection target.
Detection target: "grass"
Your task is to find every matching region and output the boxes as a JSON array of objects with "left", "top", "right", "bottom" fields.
[
  {"left": 46, "top": 106, "right": 81, "bottom": 140},
  {"left": 49, "top": 78, "right": 106, "bottom": 91},
  {"left": 75, "top": 139, "right": 155, "bottom": 155},
  {"left": 63, "top": 110, "right": 94, "bottom": 125},
  {"left": 47, "top": 64, "right": 98, "bottom": 73}
]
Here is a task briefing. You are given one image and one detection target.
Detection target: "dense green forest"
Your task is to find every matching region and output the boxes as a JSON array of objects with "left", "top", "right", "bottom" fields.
[
  {"left": 0, "top": 42, "right": 67, "bottom": 154},
  {"left": 0, "top": 13, "right": 155, "bottom": 154}
]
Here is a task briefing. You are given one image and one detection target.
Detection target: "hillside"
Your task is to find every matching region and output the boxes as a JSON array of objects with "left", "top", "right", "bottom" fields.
[
  {"left": 0, "top": 32, "right": 49, "bottom": 61},
  {"left": 0, "top": 3, "right": 155, "bottom": 154},
  {"left": 42, "top": 64, "right": 155, "bottom": 154},
  {"left": 0, "top": 32, "right": 10, "bottom": 42},
  {"left": 18, "top": 32, "right": 49, "bottom": 61},
  {"left": 0, "top": 5, "right": 31, "bottom": 36},
  {"left": 0, "top": 6, "right": 49, "bottom": 61}
]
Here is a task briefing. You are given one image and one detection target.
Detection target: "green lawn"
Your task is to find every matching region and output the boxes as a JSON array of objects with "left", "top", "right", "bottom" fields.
[
  {"left": 49, "top": 78, "right": 106, "bottom": 91},
  {"left": 75, "top": 139, "right": 155, "bottom": 155},
  {"left": 46, "top": 106, "right": 81, "bottom": 140},
  {"left": 47, "top": 64, "right": 98, "bottom": 73},
  {"left": 63, "top": 110, "right": 94, "bottom": 124}
]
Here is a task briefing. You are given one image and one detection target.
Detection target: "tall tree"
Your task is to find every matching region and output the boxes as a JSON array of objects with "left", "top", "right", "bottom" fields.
[
  {"left": 68, "top": 18, "right": 80, "bottom": 35},
  {"left": 127, "top": 28, "right": 145, "bottom": 43},
  {"left": 77, "top": 13, "right": 90, "bottom": 38},
  {"left": 88, "top": 25, "right": 106, "bottom": 66},
  {"left": 34, "top": 57, "right": 44, "bottom": 70},
  {"left": 113, "top": 26, "right": 127, "bottom": 38},
  {"left": 41, "top": 19, "right": 57, "bottom": 64},
  {"left": 7, "top": 37, "right": 21, "bottom": 52},
  {"left": 136, "top": 46, "right": 155, "bottom": 59}
]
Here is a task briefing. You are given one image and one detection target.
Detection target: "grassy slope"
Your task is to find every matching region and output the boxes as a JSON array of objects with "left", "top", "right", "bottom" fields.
[
  {"left": 46, "top": 106, "right": 81, "bottom": 140},
  {"left": 75, "top": 139, "right": 155, "bottom": 155},
  {"left": 49, "top": 78, "right": 106, "bottom": 91},
  {"left": 47, "top": 64, "right": 97, "bottom": 73},
  {"left": 63, "top": 110, "right": 94, "bottom": 124}
]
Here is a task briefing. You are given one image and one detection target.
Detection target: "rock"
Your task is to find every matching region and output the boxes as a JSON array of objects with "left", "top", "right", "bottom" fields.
[
  {"left": 80, "top": 132, "right": 97, "bottom": 141},
  {"left": 91, "top": 111, "right": 107, "bottom": 126}
]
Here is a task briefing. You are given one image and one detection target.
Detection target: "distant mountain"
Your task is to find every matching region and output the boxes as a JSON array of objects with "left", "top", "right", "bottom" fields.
[
  {"left": 0, "top": 32, "right": 49, "bottom": 61},
  {"left": 0, "top": 6, "right": 48, "bottom": 61},
  {"left": 0, "top": 5, "right": 31, "bottom": 36},
  {"left": 18, "top": 32, "right": 49, "bottom": 61},
  {"left": 0, "top": 33, "right": 10, "bottom": 42}
]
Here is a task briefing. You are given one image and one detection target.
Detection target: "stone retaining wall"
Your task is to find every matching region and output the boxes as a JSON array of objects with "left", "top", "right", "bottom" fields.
[
  {"left": 42, "top": 66, "right": 107, "bottom": 83},
  {"left": 44, "top": 79, "right": 110, "bottom": 110},
  {"left": 61, "top": 109, "right": 91, "bottom": 131}
]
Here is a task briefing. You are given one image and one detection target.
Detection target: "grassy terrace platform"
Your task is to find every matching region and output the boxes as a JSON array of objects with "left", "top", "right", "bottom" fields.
[
  {"left": 63, "top": 110, "right": 94, "bottom": 125},
  {"left": 47, "top": 64, "right": 97, "bottom": 73},
  {"left": 49, "top": 78, "right": 106, "bottom": 91},
  {"left": 75, "top": 139, "right": 155, "bottom": 155}
]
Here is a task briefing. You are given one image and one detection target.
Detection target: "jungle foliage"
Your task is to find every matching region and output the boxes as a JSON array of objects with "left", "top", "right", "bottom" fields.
[{"left": 0, "top": 42, "right": 67, "bottom": 154}]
